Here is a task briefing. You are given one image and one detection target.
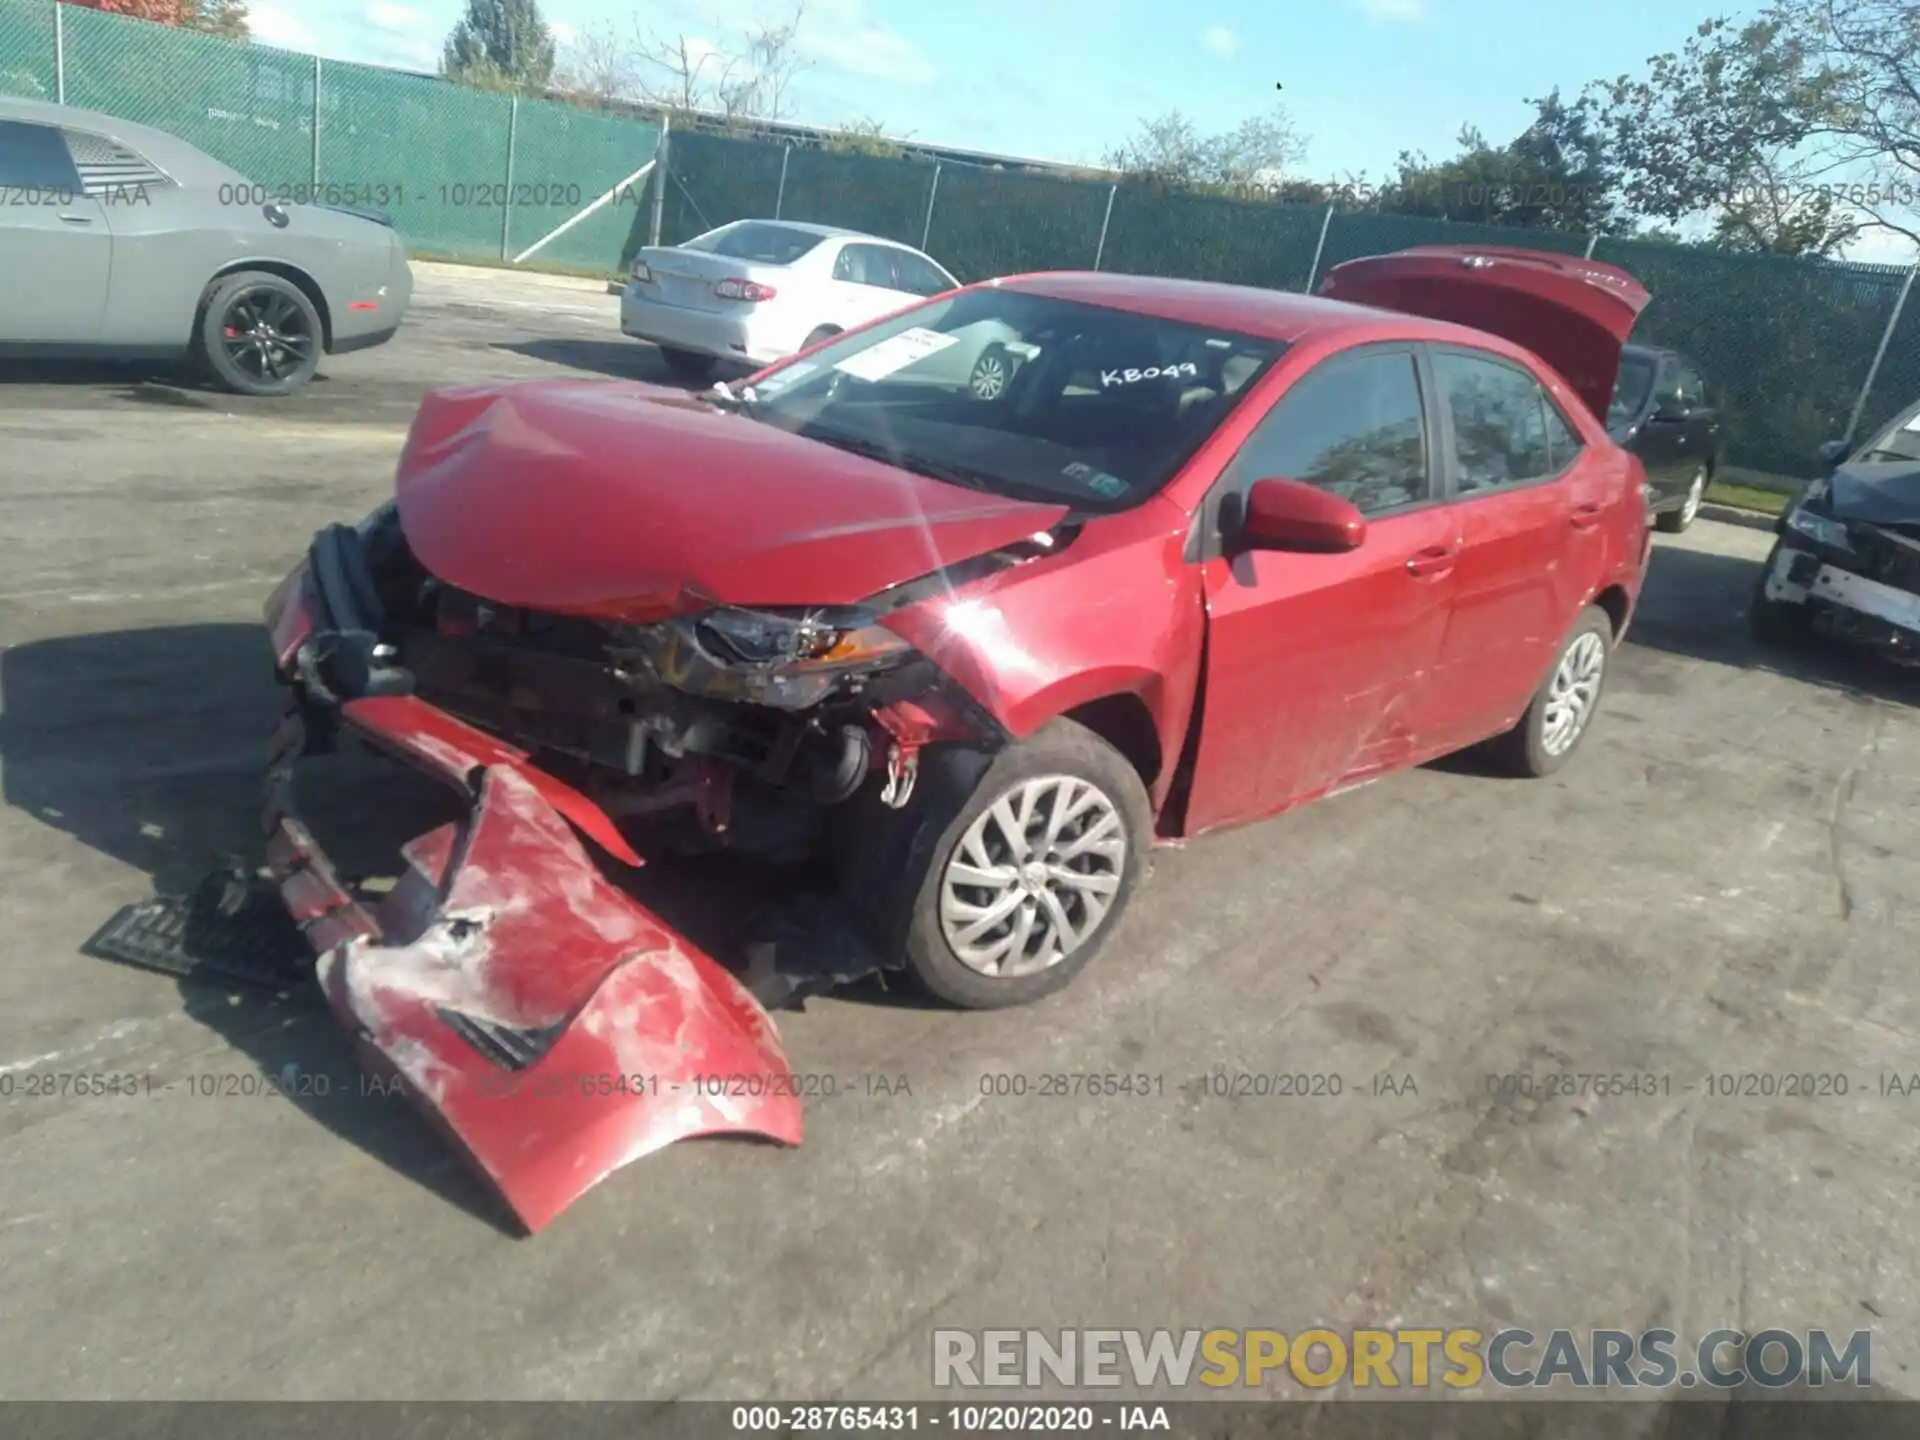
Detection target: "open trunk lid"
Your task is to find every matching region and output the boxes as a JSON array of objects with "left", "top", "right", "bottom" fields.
[{"left": 1319, "top": 245, "right": 1651, "bottom": 422}]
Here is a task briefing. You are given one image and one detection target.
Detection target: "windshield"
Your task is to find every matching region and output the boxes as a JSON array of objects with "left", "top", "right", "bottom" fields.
[
  {"left": 679, "top": 222, "right": 828, "bottom": 265},
  {"left": 1854, "top": 403, "right": 1920, "bottom": 464},
  {"left": 1609, "top": 353, "right": 1656, "bottom": 427},
  {"left": 734, "top": 289, "right": 1288, "bottom": 511}
]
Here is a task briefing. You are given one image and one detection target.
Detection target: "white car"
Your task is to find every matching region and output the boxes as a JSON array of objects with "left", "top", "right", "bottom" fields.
[{"left": 621, "top": 219, "right": 1009, "bottom": 383}]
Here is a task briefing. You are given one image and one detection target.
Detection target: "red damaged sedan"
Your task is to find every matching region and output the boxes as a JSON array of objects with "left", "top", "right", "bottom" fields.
[{"left": 261, "top": 245, "right": 1653, "bottom": 1230}]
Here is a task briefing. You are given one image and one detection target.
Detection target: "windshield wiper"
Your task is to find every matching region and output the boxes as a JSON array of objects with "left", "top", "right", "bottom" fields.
[{"left": 798, "top": 426, "right": 993, "bottom": 491}]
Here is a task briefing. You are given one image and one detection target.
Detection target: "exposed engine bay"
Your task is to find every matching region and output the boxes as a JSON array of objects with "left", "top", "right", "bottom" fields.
[
  {"left": 291, "top": 503, "right": 1066, "bottom": 865},
  {"left": 1763, "top": 466, "right": 1920, "bottom": 657}
]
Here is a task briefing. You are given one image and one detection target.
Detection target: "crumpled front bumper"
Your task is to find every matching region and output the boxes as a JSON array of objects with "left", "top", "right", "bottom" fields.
[
  {"left": 264, "top": 555, "right": 803, "bottom": 1234},
  {"left": 1763, "top": 539, "right": 1920, "bottom": 653}
]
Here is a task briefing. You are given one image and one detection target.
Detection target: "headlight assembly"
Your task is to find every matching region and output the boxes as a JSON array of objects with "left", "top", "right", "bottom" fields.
[
  {"left": 630, "top": 606, "right": 913, "bottom": 710},
  {"left": 695, "top": 606, "right": 908, "bottom": 668},
  {"left": 1784, "top": 503, "right": 1852, "bottom": 552}
]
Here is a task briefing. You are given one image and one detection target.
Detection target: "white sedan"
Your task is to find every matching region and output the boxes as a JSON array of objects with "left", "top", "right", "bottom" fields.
[{"left": 621, "top": 220, "right": 1019, "bottom": 390}]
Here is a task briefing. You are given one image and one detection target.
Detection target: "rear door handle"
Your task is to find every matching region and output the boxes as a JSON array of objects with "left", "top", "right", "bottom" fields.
[
  {"left": 1571, "top": 503, "right": 1605, "bottom": 530},
  {"left": 1405, "top": 545, "right": 1457, "bottom": 578}
]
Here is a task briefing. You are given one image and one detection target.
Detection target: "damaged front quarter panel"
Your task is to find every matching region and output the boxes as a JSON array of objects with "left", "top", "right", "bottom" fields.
[{"left": 275, "top": 696, "right": 802, "bottom": 1235}]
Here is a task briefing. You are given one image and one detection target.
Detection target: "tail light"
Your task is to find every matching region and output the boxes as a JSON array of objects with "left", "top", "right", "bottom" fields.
[
  {"left": 714, "top": 278, "right": 777, "bottom": 302},
  {"left": 631, "top": 260, "right": 652, "bottom": 283}
]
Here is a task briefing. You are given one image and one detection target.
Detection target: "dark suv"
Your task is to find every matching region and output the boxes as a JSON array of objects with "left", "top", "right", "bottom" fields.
[{"left": 1607, "top": 344, "right": 1724, "bottom": 533}]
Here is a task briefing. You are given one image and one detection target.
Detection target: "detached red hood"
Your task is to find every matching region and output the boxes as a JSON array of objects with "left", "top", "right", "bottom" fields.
[
  {"left": 1320, "top": 245, "right": 1650, "bottom": 422},
  {"left": 392, "top": 380, "right": 1067, "bottom": 620}
]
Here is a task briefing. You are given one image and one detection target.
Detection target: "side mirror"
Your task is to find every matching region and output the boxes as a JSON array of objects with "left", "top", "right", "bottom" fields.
[
  {"left": 1818, "top": 438, "right": 1851, "bottom": 469},
  {"left": 1233, "top": 478, "right": 1367, "bottom": 553}
]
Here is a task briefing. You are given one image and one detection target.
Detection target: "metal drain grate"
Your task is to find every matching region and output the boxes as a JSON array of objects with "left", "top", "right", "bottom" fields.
[{"left": 84, "top": 875, "right": 314, "bottom": 990}]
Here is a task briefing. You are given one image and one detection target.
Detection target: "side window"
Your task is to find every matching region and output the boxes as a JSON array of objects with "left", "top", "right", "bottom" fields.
[
  {"left": 1224, "top": 349, "right": 1431, "bottom": 515},
  {"left": 1542, "top": 394, "right": 1585, "bottom": 471},
  {"left": 0, "top": 120, "right": 84, "bottom": 191},
  {"left": 1674, "top": 365, "right": 1707, "bottom": 408},
  {"left": 1432, "top": 350, "right": 1563, "bottom": 494},
  {"left": 833, "top": 244, "right": 899, "bottom": 288},
  {"left": 1651, "top": 362, "right": 1685, "bottom": 411},
  {"left": 891, "top": 250, "right": 953, "bottom": 297},
  {"left": 62, "top": 129, "right": 172, "bottom": 195}
]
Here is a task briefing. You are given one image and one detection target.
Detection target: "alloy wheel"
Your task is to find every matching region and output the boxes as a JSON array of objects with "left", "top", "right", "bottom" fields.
[
  {"left": 1680, "top": 466, "right": 1707, "bottom": 527},
  {"left": 969, "top": 350, "right": 1009, "bottom": 401},
  {"left": 939, "top": 775, "right": 1126, "bottom": 978},
  {"left": 220, "top": 286, "right": 314, "bottom": 384},
  {"left": 1540, "top": 631, "right": 1607, "bottom": 756}
]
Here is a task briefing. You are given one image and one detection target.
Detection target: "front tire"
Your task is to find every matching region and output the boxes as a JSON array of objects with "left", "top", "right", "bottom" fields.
[
  {"left": 893, "top": 721, "right": 1152, "bottom": 1009},
  {"left": 197, "top": 271, "right": 323, "bottom": 397},
  {"left": 1486, "top": 606, "right": 1614, "bottom": 778}
]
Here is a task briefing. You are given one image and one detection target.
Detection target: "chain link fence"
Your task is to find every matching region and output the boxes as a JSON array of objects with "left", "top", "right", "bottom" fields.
[
  {"left": 3, "top": 0, "right": 1916, "bottom": 478},
  {"left": 0, "top": 0, "right": 660, "bottom": 270},
  {"left": 662, "top": 131, "right": 1918, "bottom": 480}
]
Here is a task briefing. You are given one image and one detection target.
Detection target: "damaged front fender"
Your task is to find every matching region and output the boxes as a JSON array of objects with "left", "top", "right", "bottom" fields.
[{"left": 269, "top": 696, "right": 801, "bottom": 1234}]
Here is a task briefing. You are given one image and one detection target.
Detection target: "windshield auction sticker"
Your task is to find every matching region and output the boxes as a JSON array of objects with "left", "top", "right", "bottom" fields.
[{"left": 833, "top": 327, "right": 960, "bottom": 382}]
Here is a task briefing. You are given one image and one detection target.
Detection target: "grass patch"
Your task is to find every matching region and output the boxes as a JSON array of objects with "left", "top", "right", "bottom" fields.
[{"left": 1707, "top": 481, "right": 1790, "bottom": 515}]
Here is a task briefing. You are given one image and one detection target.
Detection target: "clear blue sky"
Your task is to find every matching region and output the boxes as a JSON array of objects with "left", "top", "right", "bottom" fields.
[
  {"left": 252, "top": 0, "right": 1750, "bottom": 172},
  {"left": 246, "top": 0, "right": 1916, "bottom": 260}
]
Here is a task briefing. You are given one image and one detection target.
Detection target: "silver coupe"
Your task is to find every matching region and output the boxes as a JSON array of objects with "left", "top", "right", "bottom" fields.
[{"left": 0, "top": 95, "right": 412, "bottom": 396}]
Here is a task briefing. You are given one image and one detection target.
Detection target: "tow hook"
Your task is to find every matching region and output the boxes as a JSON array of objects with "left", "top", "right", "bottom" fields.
[{"left": 880, "top": 742, "right": 918, "bottom": 810}]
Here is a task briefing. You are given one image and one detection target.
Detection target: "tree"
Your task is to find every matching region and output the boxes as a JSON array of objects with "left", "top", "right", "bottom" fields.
[
  {"left": 629, "top": 3, "right": 809, "bottom": 125},
  {"left": 552, "top": 21, "right": 636, "bottom": 111},
  {"left": 823, "top": 117, "right": 906, "bottom": 158},
  {"left": 1103, "top": 105, "right": 1308, "bottom": 192},
  {"left": 59, "top": 0, "right": 250, "bottom": 38},
  {"left": 1381, "top": 91, "right": 1623, "bottom": 233},
  {"left": 1588, "top": 16, "right": 1860, "bottom": 257},
  {"left": 442, "top": 0, "right": 555, "bottom": 94},
  {"left": 1793, "top": 0, "right": 1920, "bottom": 248}
]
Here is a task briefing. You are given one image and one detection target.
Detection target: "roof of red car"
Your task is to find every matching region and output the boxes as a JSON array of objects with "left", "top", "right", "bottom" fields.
[{"left": 988, "top": 270, "right": 1418, "bottom": 344}]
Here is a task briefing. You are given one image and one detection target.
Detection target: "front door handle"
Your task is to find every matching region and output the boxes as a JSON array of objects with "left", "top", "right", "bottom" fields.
[
  {"left": 59, "top": 213, "right": 94, "bottom": 225},
  {"left": 1571, "top": 503, "right": 1605, "bottom": 530},
  {"left": 1405, "top": 545, "right": 1457, "bottom": 578}
]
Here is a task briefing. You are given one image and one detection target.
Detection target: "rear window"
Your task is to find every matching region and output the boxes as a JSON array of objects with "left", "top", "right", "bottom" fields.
[
  {"left": 680, "top": 222, "right": 828, "bottom": 265},
  {"left": 0, "top": 120, "right": 82, "bottom": 191},
  {"left": 1609, "top": 353, "right": 1656, "bottom": 426}
]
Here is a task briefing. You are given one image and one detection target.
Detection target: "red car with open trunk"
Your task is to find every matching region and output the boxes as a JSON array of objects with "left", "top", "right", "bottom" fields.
[{"left": 261, "top": 244, "right": 1654, "bottom": 1230}]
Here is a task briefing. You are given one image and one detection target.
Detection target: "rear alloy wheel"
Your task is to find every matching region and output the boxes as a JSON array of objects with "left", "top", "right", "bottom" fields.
[
  {"left": 198, "top": 271, "right": 322, "bottom": 397},
  {"left": 1657, "top": 464, "right": 1709, "bottom": 533},
  {"left": 968, "top": 343, "right": 1014, "bottom": 401},
  {"left": 900, "top": 721, "right": 1151, "bottom": 1009},
  {"left": 1486, "top": 606, "right": 1614, "bottom": 777},
  {"left": 659, "top": 346, "right": 718, "bottom": 381}
]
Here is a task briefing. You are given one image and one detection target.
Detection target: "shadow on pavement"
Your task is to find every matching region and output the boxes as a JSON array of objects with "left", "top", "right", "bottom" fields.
[
  {"left": 491, "top": 336, "right": 750, "bottom": 388},
  {"left": 0, "top": 620, "right": 910, "bottom": 1223},
  {"left": 0, "top": 623, "right": 515, "bottom": 1230},
  {"left": 1628, "top": 540, "right": 1920, "bottom": 708}
]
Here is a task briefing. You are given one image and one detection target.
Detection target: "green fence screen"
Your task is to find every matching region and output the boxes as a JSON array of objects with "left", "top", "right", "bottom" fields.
[
  {"left": 0, "top": 0, "right": 659, "bottom": 270},
  {"left": 2, "top": 0, "right": 1915, "bottom": 477}
]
